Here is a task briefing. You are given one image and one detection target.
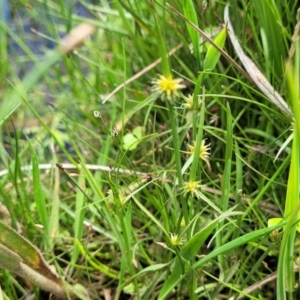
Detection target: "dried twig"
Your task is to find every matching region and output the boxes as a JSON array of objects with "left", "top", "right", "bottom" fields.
[
  {"left": 224, "top": 5, "right": 292, "bottom": 117},
  {"left": 0, "top": 163, "right": 148, "bottom": 178}
]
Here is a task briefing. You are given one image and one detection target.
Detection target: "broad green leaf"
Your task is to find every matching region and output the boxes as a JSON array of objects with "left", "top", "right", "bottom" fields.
[
  {"left": 203, "top": 26, "right": 227, "bottom": 71},
  {"left": 123, "top": 126, "right": 143, "bottom": 150},
  {"left": 277, "top": 52, "right": 300, "bottom": 298},
  {"left": 183, "top": 0, "right": 200, "bottom": 67},
  {"left": 132, "top": 126, "right": 143, "bottom": 138},
  {"left": 0, "top": 220, "right": 93, "bottom": 298},
  {"left": 0, "top": 243, "right": 22, "bottom": 271},
  {"left": 268, "top": 218, "right": 282, "bottom": 227},
  {"left": 0, "top": 221, "right": 59, "bottom": 283},
  {"left": 193, "top": 221, "right": 286, "bottom": 270}
]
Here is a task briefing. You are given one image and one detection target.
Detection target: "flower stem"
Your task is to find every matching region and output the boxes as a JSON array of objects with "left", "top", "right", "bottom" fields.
[{"left": 167, "top": 103, "right": 189, "bottom": 234}]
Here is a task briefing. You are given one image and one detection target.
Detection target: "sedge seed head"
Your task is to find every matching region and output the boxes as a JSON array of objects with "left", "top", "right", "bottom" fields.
[
  {"left": 187, "top": 139, "right": 211, "bottom": 170},
  {"left": 169, "top": 232, "right": 184, "bottom": 246},
  {"left": 182, "top": 180, "right": 202, "bottom": 199},
  {"left": 151, "top": 74, "right": 185, "bottom": 100}
]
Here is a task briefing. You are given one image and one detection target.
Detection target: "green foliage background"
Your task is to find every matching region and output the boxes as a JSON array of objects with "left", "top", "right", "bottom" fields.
[{"left": 0, "top": 0, "right": 299, "bottom": 299}]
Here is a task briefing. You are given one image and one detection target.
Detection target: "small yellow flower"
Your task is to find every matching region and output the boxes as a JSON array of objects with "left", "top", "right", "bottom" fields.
[
  {"left": 151, "top": 74, "right": 185, "bottom": 100},
  {"left": 182, "top": 180, "right": 202, "bottom": 199},
  {"left": 107, "top": 189, "right": 127, "bottom": 206},
  {"left": 169, "top": 232, "right": 184, "bottom": 246},
  {"left": 181, "top": 94, "right": 201, "bottom": 110},
  {"left": 187, "top": 139, "right": 211, "bottom": 170}
]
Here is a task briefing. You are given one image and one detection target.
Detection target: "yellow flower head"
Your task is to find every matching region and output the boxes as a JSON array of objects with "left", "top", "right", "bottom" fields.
[
  {"left": 181, "top": 94, "right": 201, "bottom": 110},
  {"left": 182, "top": 180, "right": 202, "bottom": 199},
  {"left": 169, "top": 232, "right": 184, "bottom": 246},
  {"left": 107, "top": 189, "right": 127, "bottom": 206},
  {"left": 187, "top": 139, "right": 211, "bottom": 170},
  {"left": 151, "top": 74, "right": 185, "bottom": 100}
]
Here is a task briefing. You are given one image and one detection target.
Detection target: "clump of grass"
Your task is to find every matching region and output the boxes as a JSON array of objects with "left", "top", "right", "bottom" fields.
[{"left": 0, "top": 1, "right": 299, "bottom": 299}]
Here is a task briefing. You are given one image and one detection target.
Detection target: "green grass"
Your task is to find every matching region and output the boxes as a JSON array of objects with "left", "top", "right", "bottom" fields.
[{"left": 0, "top": 0, "right": 299, "bottom": 299}]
